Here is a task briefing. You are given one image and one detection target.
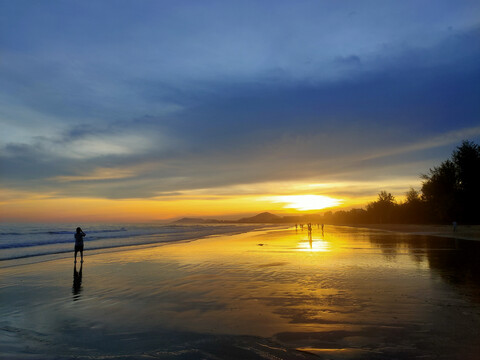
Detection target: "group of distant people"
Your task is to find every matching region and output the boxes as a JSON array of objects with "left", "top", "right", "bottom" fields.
[{"left": 295, "top": 223, "right": 324, "bottom": 233}]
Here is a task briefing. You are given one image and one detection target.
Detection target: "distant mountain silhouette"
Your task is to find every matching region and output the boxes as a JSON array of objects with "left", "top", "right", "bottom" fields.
[
  {"left": 172, "top": 212, "right": 309, "bottom": 224},
  {"left": 237, "top": 212, "right": 282, "bottom": 223}
]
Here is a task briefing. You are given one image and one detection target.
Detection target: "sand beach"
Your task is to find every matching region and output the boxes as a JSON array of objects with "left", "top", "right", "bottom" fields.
[
  {"left": 1, "top": 225, "right": 480, "bottom": 359},
  {"left": 340, "top": 224, "right": 480, "bottom": 241}
]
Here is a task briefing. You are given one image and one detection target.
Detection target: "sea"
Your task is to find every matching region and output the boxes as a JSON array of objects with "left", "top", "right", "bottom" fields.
[{"left": 0, "top": 222, "right": 266, "bottom": 265}]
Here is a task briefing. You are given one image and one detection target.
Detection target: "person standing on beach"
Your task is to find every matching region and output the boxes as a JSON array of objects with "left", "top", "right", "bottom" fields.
[{"left": 74, "top": 227, "right": 86, "bottom": 263}]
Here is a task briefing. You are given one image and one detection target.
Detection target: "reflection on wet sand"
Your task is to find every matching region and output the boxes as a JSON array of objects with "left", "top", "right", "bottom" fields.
[
  {"left": 137, "top": 226, "right": 480, "bottom": 358},
  {"left": 368, "top": 231, "right": 480, "bottom": 302},
  {"left": 72, "top": 262, "right": 82, "bottom": 301},
  {"left": 2, "top": 226, "right": 480, "bottom": 359},
  {"left": 297, "top": 231, "right": 329, "bottom": 252}
]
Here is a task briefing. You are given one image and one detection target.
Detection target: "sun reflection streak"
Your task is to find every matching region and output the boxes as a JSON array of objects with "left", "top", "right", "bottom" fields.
[{"left": 297, "top": 238, "right": 330, "bottom": 252}]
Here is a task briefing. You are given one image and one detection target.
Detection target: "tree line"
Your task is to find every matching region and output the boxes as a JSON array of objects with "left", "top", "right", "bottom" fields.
[{"left": 323, "top": 140, "right": 480, "bottom": 225}]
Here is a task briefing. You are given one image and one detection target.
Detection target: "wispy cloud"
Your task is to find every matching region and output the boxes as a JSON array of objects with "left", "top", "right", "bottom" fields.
[
  {"left": 361, "top": 125, "right": 480, "bottom": 161},
  {"left": 49, "top": 168, "right": 136, "bottom": 182}
]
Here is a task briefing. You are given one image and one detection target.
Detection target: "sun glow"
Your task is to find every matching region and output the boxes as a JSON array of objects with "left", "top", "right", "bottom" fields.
[{"left": 271, "top": 195, "right": 342, "bottom": 211}]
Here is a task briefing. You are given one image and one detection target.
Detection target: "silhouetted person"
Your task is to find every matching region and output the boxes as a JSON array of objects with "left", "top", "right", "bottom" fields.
[
  {"left": 295, "top": 224, "right": 298, "bottom": 231},
  {"left": 74, "top": 227, "right": 86, "bottom": 263},
  {"left": 321, "top": 224, "right": 324, "bottom": 232},
  {"left": 73, "top": 262, "right": 83, "bottom": 300},
  {"left": 307, "top": 223, "right": 312, "bottom": 234},
  {"left": 452, "top": 221, "right": 457, "bottom": 232}
]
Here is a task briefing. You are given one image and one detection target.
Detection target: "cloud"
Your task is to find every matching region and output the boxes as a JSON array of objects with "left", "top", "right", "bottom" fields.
[
  {"left": 49, "top": 168, "right": 136, "bottom": 182},
  {"left": 1, "top": 3, "right": 479, "bottom": 206},
  {"left": 361, "top": 125, "right": 480, "bottom": 161}
]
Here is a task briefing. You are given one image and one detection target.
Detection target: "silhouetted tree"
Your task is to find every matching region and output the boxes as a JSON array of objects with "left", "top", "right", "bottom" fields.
[
  {"left": 422, "top": 141, "right": 480, "bottom": 223},
  {"left": 421, "top": 160, "right": 457, "bottom": 222},
  {"left": 346, "top": 208, "right": 368, "bottom": 223},
  {"left": 318, "top": 141, "right": 480, "bottom": 225},
  {"left": 366, "top": 191, "right": 397, "bottom": 223},
  {"left": 453, "top": 141, "right": 480, "bottom": 223},
  {"left": 405, "top": 187, "right": 421, "bottom": 204},
  {"left": 399, "top": 187, "right": 428, "bottom": 223}
]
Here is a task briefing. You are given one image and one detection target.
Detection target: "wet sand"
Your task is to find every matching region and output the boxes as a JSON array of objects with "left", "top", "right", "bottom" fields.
[
  {"left": 340, "top": 224, "right": 480, "bottom": 241},
  {"left": 1, "top": 226, "right": 480, "bottom": 359}
]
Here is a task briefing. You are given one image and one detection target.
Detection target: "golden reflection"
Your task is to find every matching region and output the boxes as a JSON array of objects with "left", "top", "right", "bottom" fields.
[
  {"left": 297, "top": 237, "right": 330, "bottom": 252},
  {"left": 78, "top": 226, "right": 450, "bottom": 340}
]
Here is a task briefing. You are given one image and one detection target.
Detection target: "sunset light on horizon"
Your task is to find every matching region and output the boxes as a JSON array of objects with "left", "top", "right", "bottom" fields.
[
  {"left": 1, "top": 1, "right": 479, "bottom": 222},
  {"left": 268, "top": 195, "right": 343, "bottom": 211}
]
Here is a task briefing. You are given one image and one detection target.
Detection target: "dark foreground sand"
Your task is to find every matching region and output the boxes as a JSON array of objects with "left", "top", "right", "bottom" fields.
[{"left": 1, "top": 226, "right": 480, "bottom": 359}]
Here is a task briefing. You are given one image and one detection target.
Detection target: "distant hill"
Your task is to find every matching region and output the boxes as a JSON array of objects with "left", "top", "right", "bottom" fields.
[
  {"left": 237, "top": 212, "right": 282, "bottom": 223},
  {"left": 171, "top": 211, "right": 322, "bottom": 224}
]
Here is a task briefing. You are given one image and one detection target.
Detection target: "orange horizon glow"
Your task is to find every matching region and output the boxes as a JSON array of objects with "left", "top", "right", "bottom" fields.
[
  {"left": 0, "top": 195, "right": 371, "bottom": 223},
  {"left": 268, "top": 195, "right": 343, "bottom": 211},
  {"left": 0, "top": 179, "right": 418, "bottom": 222}
]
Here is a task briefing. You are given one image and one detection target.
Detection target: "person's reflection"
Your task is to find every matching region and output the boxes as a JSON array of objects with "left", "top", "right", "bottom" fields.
[
  {"left": 308, "top": 230, "right": 313, "bottom": 249},
  {"left": 73, "top": 262, "right": 83, "bottom": 301}
]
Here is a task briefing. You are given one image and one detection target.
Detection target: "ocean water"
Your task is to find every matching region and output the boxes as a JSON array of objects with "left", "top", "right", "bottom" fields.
[{"left": 0, "top": 222, "right": 265, "bottom": 263}]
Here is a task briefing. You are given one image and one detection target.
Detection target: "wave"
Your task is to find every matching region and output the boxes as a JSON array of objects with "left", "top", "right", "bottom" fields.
[
  {"left": 0, "top": 227, "right": 170, "bottom": 249},
  {"left": 47, "top": 228, "right": 128, "bottom": 235},
  {"left": 0, "top": 228, "right": 194, "bottom": 249},
  {"left": 1, "top": 228, "right": 128, "bottom": 236},
  {"left": 1, "top": 225, "right": 215, "bottom": 237},
  {"left": 0, "top": 235, "right": 200, "bottom": 262},
  {"left": 0, "top": 224, "right": 270, "bottom": 263}
]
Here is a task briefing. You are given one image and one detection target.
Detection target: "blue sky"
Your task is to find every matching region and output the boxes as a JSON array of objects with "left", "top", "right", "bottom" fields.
[{"left": 1, "top": 1, "right": 479, "bottom": 218}]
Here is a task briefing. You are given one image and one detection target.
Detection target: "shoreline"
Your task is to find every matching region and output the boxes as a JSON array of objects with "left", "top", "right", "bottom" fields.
[
  {"left": 1, "top": 226, "right": 480, "bottom": 359},
  {"left": 335, "top": 223, "right": 480, "bottom": 241},
  {"left": 0, "top": 224, "right": 283, "bottom": 269}
]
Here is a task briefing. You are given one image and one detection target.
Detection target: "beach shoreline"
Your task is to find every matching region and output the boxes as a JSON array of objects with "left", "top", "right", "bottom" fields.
[
  {"left": 332, "top": 223, "right": 480, "bottom": 242},
  {"left": 1, "top": 225, "right": 480, "bottom": 359},
  {"left": 0, "top": 223, "right": 282, "bottom": 269}
]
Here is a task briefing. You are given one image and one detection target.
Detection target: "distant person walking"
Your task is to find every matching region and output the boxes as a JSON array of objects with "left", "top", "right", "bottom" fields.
[
  {"left": 74, "top": 227, "right": 86, "bottom": 263},
  {"left": 452, "top": 221, "right": 457, "bottom": 233}
]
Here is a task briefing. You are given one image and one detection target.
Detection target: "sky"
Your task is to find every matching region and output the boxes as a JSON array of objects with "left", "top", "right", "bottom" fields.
[{"left": 1, "top": 0, "right": 480, "bottom": 222}]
